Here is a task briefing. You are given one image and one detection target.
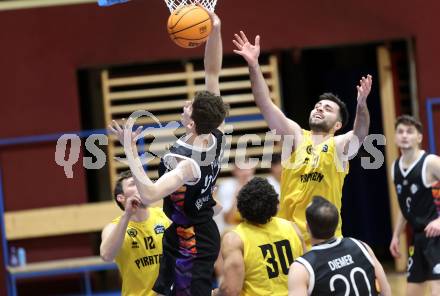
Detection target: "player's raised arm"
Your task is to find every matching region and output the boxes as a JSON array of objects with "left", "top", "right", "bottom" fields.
[
  {"left": 335, "top": 75, "right": 372, "bottom": 158},
  {"left": 100, "top": 195, "right": 141, "bottom": 261},
  {"left": 108, "top": 120, "right": 199, "bottom": 205},
  {"left": 202, "top": 9, "right": 227, "bottom": 133},
  {"left": 353, "top": 75, "right": 372, "bottom": 142},
  {"left": 233, "top": 31, "right": 301, "bottom": 141},
  {"left": 204, "top": 10, "right": 222, "bottom": 96}
]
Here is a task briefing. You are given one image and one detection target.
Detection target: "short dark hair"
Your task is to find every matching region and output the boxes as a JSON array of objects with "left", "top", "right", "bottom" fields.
[
  {"left": 395, "top": 115, "right": 423, "bottom": 134},
  {"left": 306, "top": 196, "right": 339, "bottom": 240},
  {"left": 113, "top": 170, "right": 132, "bottom": 211},
  {"left": 237, "top": 177, "right": 279, "bottom": 224},
  {"left": 191, "top": 91, "right": 228, "bottom": 135},
  {"left": 318, "top": 93, "right": 349, "bottom": 130}
]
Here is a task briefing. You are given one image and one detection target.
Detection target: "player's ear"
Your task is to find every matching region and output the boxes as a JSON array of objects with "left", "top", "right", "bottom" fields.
[
  {"left": 417, "top": 132, "right": 423, "bottom": 144},
  {"left": 187, "top": 120, "right": 195, "bottom": 131},
  {"left": 116, "top": 194, "right": 125, "bottom": 204},
  {"left": 334, "top": 120, "right": 342, "bottom": 132}
]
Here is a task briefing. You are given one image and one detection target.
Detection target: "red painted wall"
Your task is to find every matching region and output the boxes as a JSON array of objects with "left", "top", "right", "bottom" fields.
[{"left": 0, "top": 0, "right": 439, "bottom": 293}]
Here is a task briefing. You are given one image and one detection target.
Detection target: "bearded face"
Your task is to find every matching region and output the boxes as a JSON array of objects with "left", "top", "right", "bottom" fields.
[{"left": 308, "top": 100, "right": 341, "bottom": 133}]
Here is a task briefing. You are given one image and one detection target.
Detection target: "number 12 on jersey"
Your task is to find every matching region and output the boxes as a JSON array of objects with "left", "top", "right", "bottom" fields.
[{"left": 259, "top": 239, "right": 294, "bottom": 279}]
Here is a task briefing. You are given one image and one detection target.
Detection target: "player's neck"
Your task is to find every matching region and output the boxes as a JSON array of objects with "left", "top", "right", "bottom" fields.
[
  {"left": 310, "top": 236, "right": 335, "bottom": 246},
  {"left": 310, "top": 131, "right": 332, "bottom": 144},
  {"left": 130, "top": 208, "right": 149, "bottom": 222},
  {"left": 400, "top": 147, "right": 423, "bottom": 166},
  {"left": 186, "top": 133, "right": 211, "bottom": 148}
]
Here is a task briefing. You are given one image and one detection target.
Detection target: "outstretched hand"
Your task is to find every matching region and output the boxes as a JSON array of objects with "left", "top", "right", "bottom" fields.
[
  {"left": 108, "top": 119, "right": 143, "bottom": 148},
  {"left": 232, "top": 31, "right": 260, "bottom": 67},
  {"left": 356, "top": 74, "right": 372, "bottom": 106}
]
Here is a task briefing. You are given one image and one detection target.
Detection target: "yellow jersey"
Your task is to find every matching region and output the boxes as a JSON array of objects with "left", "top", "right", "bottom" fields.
[
  {"left": 112, "top": 207, "right": 170, "bottom": 296},
  {"left": 233, "top": 217, "right": 303, "bottom": 296},
  {"left": 278, "top": 130, "right": 348, "bottom": 249}
]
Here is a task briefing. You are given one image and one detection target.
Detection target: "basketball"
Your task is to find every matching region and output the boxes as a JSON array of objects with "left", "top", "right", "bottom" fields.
[{"left": 167, "top": 4, "right": 212, "bottom": 48}]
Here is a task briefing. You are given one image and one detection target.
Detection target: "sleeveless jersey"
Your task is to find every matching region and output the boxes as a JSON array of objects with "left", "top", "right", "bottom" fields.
[
  {"left": 393, "top": 152, "right": 439, "bottom": 232},
  {"left": 158, "top": 129, "right": 224, "bottom": 225},
  {"left": 296, "top": 237, "right": 378, "bottom": 296},
  {"left": 233, "top": 217, "right": 303, "bottom": 296},
  {"left": 112, "top": 207, "right": 170, "bottom": 296},
  {"left": 279, "top": 130, "right": 348, "bottom": 247}
]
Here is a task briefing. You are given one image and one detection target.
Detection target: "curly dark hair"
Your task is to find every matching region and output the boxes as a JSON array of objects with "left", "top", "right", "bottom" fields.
[
  {"left": 306, "top": 196, "right": 339, "bottom": 240},
  {"left": 237, "top": 177, "right": 279, "bottom": 225},
  {"left": 395, "top": 114, "right": 423, "bottom": 134},
  {"left": 318, "top": 93, "right": 349, "bottom": 130},
  {"left": 191, "top": 91, "right": 228, "bottom": 135},
  {"left": 113, "top": 170, "right": 132, "bottom": 211}
]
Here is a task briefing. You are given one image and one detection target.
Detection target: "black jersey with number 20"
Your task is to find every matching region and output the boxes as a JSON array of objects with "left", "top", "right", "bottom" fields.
[{"left": 296, "top": 238, "right": 378, "bottom": 296}]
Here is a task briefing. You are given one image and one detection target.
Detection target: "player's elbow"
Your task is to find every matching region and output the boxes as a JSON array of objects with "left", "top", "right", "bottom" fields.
[
  {"left": 378, "top": 278, "right": 392, "bottom": 296},
  {"left": 100, "top": 254, "right": 114, "bottom": 262},
  {"left": 100, "top": 248, "right": 115, "bottom": 262},
  {"left": 139, "top": 186, "right": 161, "bottom": 204},
  {"left": 219, "top": 285, "right": 241, "bottom": 296}
]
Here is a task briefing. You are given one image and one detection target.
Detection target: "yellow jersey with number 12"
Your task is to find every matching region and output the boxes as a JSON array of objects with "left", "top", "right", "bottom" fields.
[
  {"left": 232, "top": 217, "right": 303, "bottom": 296},
  {"left": 278, "top": 130, "right": 348, "bottom": 249},
  {"left": 112, "top": 207, "right": 170, "bottom": 296}
]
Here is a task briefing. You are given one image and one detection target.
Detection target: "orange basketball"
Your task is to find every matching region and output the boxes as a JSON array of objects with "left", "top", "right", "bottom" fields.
[{"left": 167, "top": 4, "right": 212, "bottom": 48}]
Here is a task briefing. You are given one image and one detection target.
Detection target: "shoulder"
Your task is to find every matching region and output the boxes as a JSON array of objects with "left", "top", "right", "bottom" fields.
[
  {"left": 426, "top": 154, "right": 440, "bottom": 167},
  {"left": 222, "top": 230, "right": 243, "bottom": 252},
  {"left": 346, "top": 237, "right": 376, "bottom": 264},
  {"left": 333, "top": 130, "right": 351, "bottom": 143},
  {"left": 333, "top": 130, "right": 363, "bottom": 158},
  {"left": 423, "top": 154, "right": 440, "bottom": 185},
  {"left": 290, "top": 260, "right": 309, "bottom": 275},
  {"left": 273, "top": 217, "right": 294, "bottom": 229},
  {"left": 350, "top": 237, "right": 373, "bottom": 254},
  {"left": 101, "top": 222, "right": 117, "bottom": 238},
  {"left": 289, "top": 261, "right": 311, "bottom": 286}
]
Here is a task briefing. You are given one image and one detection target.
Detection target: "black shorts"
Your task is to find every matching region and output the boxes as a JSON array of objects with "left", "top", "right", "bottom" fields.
[
  {"left": 407, "top": 232, "right": 440, "bottom": 283},
  {"left": 153, "top": 219, "right": 220, "bottom": 296}
]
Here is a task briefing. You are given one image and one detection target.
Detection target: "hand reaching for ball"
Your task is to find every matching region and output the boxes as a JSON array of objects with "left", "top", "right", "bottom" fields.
[
  {"left": 196, "top": 3, "right": 220, "bottom": 28},
  {"left": 233, "top": 31, "right": 260, "bottom": 67}
]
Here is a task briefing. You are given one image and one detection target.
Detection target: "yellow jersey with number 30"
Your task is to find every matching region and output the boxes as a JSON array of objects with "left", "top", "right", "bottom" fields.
[
  {"left": 112, "top": 207, "right": 170, "bottom": 296},
  {"left": 232, "top": 217, "right": 303, "bottom": 296},
  {"left": 278, "top": 130, "right": 348, "bottom": 249}
]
